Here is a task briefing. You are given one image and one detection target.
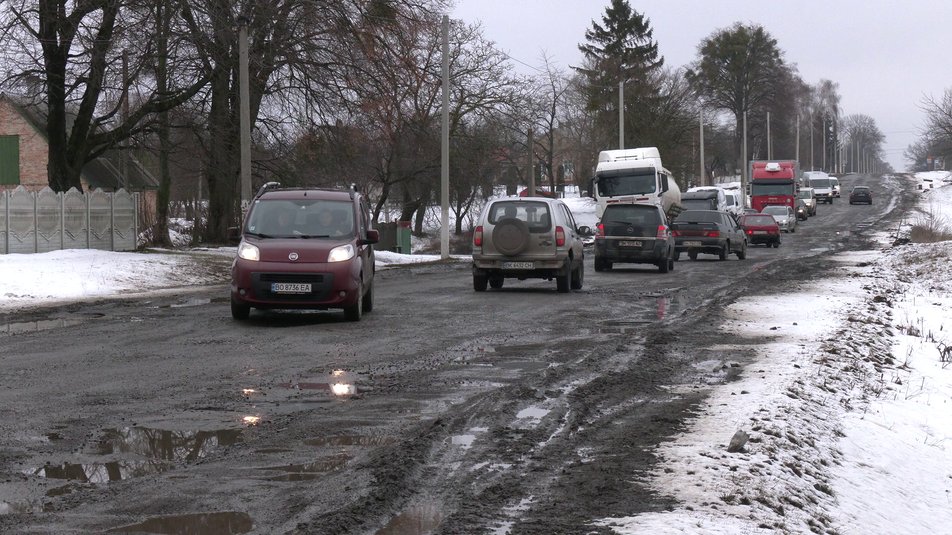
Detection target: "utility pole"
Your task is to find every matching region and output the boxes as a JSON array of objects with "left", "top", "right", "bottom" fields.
[
  {"left": 440, "top": 15, "right": 450, "bottom": 260},
  {"left": 741, "top": 109, "right": 748, "bottom": 208},
  {"left": 822, "top": 116, "right": 827, "bottom": 171},
  {"left": 699, "top": 110, "right": 705, "bottom": 186},
  {"left": 120, "top": 49, "right": 129, "bottom": 190},
  {"left": 766, "top": 111, "right": 771, "bottom": 160},
  {"left": 795, "top": 114, "right": 800, "bottom": 166},
  {"left": 527, "top": 128, "right": 535, "bottom": 196},
  {"left": 238, "top": 16, "right": 252, "bottom": 211},
  {"left": 618, "top": 81, "right": 624, "bottom": 149}
]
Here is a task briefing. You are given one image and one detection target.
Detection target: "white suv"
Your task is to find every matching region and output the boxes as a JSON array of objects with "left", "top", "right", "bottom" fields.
[{"left": 472, "top": 197, "right": 586, "bottom": 293}]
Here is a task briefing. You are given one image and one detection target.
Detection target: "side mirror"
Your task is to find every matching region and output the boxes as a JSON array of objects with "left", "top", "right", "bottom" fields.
[
  {"left": 577, "top": 225, "right": 592, "bottom": 236},
  {"left": 362, "top": 228, "right": 380, "bottom": 245}
]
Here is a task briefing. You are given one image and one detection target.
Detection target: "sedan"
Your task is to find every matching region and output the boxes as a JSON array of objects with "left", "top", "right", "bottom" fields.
[
  {"left": 761, "top": 205, "right": 798, "bottom": 233},
  {"left": 849, "top": 186, "right": 873, "bottom": 205},
  {"left": 738, "top": 214, "right": 782, "bottom": 248},
  {"left": 671, "top": 210, "right": 747, "bottom": 261}
]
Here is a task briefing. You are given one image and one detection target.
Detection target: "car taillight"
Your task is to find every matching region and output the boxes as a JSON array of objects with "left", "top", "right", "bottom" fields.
[
  {"left": 555, "top": 226, "right": 565, "bottom": 247},
  {"left": 671, "top": 229, "right": 682, "bottom": 237},
  {"left": 746, "top": 229, "right": 753, "bottom": 235},
  {"left": 704, "top": 230, "right": 720, "bottom": 238},
  {"left": 474, "top": 226, "right": 483, "bottom": 247},
  {"left": 596, "top": 223, "right": 605, "bottom": 238},
  {"left": 656, "top": 224, "right": 669, "bottom": 239}
]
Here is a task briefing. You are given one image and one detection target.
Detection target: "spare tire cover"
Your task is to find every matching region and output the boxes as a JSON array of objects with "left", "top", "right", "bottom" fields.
[{"left": 492, "top": 218, "right": 531, "bottom": 256}]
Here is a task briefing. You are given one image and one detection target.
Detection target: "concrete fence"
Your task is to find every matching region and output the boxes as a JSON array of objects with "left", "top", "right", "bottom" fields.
[{"left": 1, "top": 186, "right": 139, "bottom": 254}]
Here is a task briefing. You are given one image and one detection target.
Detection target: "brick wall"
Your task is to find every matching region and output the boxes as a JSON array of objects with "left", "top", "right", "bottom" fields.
[{"left": 0, "top": 98, "right": 49, "bottom": 191}]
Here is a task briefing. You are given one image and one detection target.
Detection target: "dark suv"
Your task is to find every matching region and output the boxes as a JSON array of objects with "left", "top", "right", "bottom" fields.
[
  {"left": 230, "top": 184, "right": 379, "bottom": 321},
  {"left": 594, "top": 203, "right": 674, "bottom": 273}
]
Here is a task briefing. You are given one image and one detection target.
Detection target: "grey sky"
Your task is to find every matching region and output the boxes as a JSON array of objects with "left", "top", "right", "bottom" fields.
[{"left": 450, "top": 0, "right": 951, "bottom": 171}]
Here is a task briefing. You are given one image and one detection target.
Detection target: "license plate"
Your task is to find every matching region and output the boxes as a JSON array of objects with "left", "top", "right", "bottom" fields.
[
  {"left": 271, "top": 282, "right": 312, "bottom": 294},
  {"left": 501, "top": 261, "right": 534, "bottom": 269},
  {"left": 753, "top": 230, "right": 767, "bottom": 235},
  {"left": 683, "top": 241, "right": 702, "bottom": 247},
  {"left": 618, "top": 240, "right": 642, "bottom": 247}
]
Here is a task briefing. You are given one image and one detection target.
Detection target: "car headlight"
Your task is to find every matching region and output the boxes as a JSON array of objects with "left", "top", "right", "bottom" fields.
[
  {"left": 237, "top": 241, "right": 260, "bottom": 261},
  {"left": 328, "top": 244, "right": 355, "bottom": 262}
]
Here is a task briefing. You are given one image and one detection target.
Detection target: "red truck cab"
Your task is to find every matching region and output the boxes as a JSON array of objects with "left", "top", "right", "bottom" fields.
[{"left": 749, "top": 160, "right": 798, "bottom": 213}]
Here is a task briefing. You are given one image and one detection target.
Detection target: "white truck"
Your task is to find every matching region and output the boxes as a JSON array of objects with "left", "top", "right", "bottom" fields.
[{"left": 591, "top": 147, "right": 682, "bottom": 219}]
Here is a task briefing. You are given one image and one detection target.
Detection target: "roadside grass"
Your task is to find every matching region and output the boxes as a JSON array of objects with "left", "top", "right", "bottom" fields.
[{"left": 910, "top": 203, "right": 952, "bottom": 243}]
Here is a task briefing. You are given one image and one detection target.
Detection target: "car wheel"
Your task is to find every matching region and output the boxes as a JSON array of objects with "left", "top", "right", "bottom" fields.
[
  {"left": 668, "top": 255, "right": 675, "bottom": 272},
  {"left": 736, "top": 241, "right": 747, "bottom": 260},
  {"left": 791, "top": 225, "right": 796, "bottom": 233},
  {"left": 489, "top": 277, "right": 504, "bottom": 289},
  {"left": 361, "top": 279, "right": 374, "bottom": 313},
  {"left": 688, "top": 250, "right": 698, "bottom": 261},
  {"left": 673, "top": 251, "right": 680, "bottom": 261},
  {"left": 658, "top": 257, "right": 670, "bottom": 273},
  {"left": 231, "top": 297, "right": 250, "bottom": 321},
  {"left": 594, "top": 257, "right": 606, "bottom": 272},
  {"left": 718, "top": 244, "right": 728, "bottom": 261},
  {"left": 344, "top": 282, "right": 363, "bottom": 321},
  {"left": 556, "top": 261, "right": 571, "bottom": 293},
  {"left": 473, "top": 272, "right": 488, "bottom": 292},
  {"left": 772, "top": 241, "right": 780, "bottom": 248},
  {"left": 570, "top": 259, "right": 584, "bottom": 290}
]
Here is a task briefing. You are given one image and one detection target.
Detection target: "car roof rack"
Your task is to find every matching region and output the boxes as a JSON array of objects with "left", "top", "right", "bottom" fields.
[{"left": 255, "top": 181, "right": 281, "bottom": 199}]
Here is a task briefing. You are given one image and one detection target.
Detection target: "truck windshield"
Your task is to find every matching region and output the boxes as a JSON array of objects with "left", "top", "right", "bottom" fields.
[
  {"left": 751, "top": 183, "right": 794, "bottom": 196},
  {"left": 596, "top": 170, "right": 657, "bottom": 196}
]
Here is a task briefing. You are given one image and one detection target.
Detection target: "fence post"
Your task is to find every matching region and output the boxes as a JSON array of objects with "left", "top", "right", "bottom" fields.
[
  {"left": 86, "top": 190, "right": 90, "bottom": 249},
  {"left": 60, "top": 191, "right": 65, "bottom": 250},
  {"left": 3, "top": 190, "right": 7, "bottom": 254},
  {"left": 110, "top": 191, "right": 115, "bottom": 251},
  {"left": 33, "top": 189, "right": 38, "bottom": 253},
  {"left": 134, "top": 192, "right": 139, "bottom": 251}
]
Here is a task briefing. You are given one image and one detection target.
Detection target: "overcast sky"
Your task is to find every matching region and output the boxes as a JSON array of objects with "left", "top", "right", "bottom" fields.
[{"left": 450, "top": 0, "right": 951, "bottom": 171}]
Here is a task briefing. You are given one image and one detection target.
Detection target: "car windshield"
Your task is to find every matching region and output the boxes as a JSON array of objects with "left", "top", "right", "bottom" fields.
[
  {"left": 595, "top": 169, "right": 657, "bottom": 196},
  {"left": 742, "top": 215, "right": 776, "bottom": 226},
  {"left": 674, "top": 210, "right": 720, "bottom": 223},
  {"left": 762, "top": 206, "right": 787, "bottom": 216},
  {"left": 602, "top": 205, "right": 661, "bottom": 226},
  {"left": 810, "top": 179, "right": 832, "bottom": 188},
  {"left": 798, "top": 190, "right": 813, "bottom": 199},
  {"left": 853, "top": 187, "right": 869, "bottom": 192},
  {"left": 750, "top": 183, "right": 794, "bottom": 195},
  {"left": 245, "top": 199, "right": 355, "bottom": 238},
  {"left": 488, "top": 201, "right": 552, "bottom": 231}
]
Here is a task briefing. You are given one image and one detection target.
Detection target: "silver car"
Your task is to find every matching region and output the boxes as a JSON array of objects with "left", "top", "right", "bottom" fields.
[
  {"left": 471, "top": 197, "right": 586, "bottom": 292},
  {"left": 762, "top": 205, "right": 798, "bottom": 233}
]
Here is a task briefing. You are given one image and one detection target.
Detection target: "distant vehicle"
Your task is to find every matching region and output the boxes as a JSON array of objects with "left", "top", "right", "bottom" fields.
[
  {"left": 830, "top": 176, "right": 841, "bottom": 197},
  {"left": 671, "top": 209, "right": 747, "bottom": 261},
  {"left": 797, "top": 187, "right": 817, "bottom": 216},
  {"left": 594, "top": 203, "right": 675, "bottom": 273},
  {"left": 795, "top": 199, "right": 809, "bottom": 221},
  {"left": 230, "top": 184, "right": 379, "bottom": 321},
  {"left": 682, "top": 188, "right": 728, "bottom": 213},
  {"left": 591, "top": 147, "right": 682, "bottom": 220},
  {"left": 519, "top": 188, "right": 556, "bottom": 198},
  {"left": 805, "top": 171, "right": 834, "bottom": 204},
  {"left": 762, "top": 204, "right": 798, "bottom": 233},
  {"left": 849, "top": 186, "right": 873, "bottom": 205},
  {"left": 749, "top": 160, "right": 799, "bottom": 212},
  {"left": 471, "top": 197, "right": 586, "bottom": 293},
  {"left": 738, "top": 214, "right": 782, "bottom": 248}
]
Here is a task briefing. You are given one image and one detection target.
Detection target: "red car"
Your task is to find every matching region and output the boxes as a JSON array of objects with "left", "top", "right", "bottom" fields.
[
  {"left": 737, "top": 213, "right": 782, "bottom": 248},
  {"left": 230, "top": 184, "right": 379, "bottom": 321}
]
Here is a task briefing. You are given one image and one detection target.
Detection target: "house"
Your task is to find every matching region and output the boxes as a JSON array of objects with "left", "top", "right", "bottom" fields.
[{"left": 0, "top": 93, "right": 158, "bottom": 221}]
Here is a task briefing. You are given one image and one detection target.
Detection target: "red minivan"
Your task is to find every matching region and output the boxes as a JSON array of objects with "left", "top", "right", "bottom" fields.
[{"left": 230, "top": 184, "right": 379, "bottom": 321}]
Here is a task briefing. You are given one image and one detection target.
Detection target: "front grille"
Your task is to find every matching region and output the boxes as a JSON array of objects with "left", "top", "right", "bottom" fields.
[{"left": 258, "top": 273, "right": 325, "bottom": 284}]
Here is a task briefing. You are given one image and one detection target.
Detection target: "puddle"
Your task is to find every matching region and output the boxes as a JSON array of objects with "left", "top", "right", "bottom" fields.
[
  {"left": 0, "top": 317, "right": 85, "bottom": 336},
  {"left": 305, "top": 435, "right": 398, "bottom": 448},
  {"left": 257, "top": 455, "right": 350, "bottom": 481},
  {"left": 450, "top": 434, "right": 476, "bottom": 449},
  {"left": 169, "top": 297, "right": 212, "bottom": 308},
  {"left": 105, "top": 511, "right": 253, "bottom": 534},
  {"left": 90, "top": 426, "right": 242, "bottom": 462},
  {"left": 26, "top": 460, "right": 171, "bottom": 482},
  {"left": 516, "top": 406, "right": 550, "bottom": 420},
  {"left": 374, "top": 503, "right": 444, "bottom": 535},
  {"left": 272, "top": 370, "right": 364, "bottom": 398}
]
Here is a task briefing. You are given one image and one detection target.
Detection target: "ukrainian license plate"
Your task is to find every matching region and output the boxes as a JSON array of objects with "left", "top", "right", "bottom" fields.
[
  {"left": 683, "top": 241, "right": 702, "bottom": 247},
  {"left": 618, "top": 240, "right": 642, "bottom": 247},
  {"left": 271, "top": 282, "right": 311, "bottom": 294},
  {"left": 753, "top": 230, "right": 767, "bottom": 235},
  {"left": 501, "top": 261, "right": 533, "bottom": 269}
]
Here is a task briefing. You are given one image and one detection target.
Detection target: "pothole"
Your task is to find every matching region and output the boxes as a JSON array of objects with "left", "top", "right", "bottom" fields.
[{"left": 105, "top": 511, "right": 253, "bottom": 534}]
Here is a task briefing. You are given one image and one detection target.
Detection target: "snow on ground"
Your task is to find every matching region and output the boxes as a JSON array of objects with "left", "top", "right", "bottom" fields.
[{"left": 1, "top": 175, "right": 952, "bottom": 533}]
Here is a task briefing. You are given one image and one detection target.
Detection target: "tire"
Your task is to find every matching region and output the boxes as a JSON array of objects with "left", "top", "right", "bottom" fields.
[
  {"left": 473, "top": 272, "right": 488, "bottom": 292},
  {"left": 688, "top": 250, "right": 698, "bottom": 261},
  {"left": 361, "top": 279, "right": 374, "bottom": 313},
  {"left": 492, "top": 218, "right": 531, "bottom": 256},
  {"left": 489, "top": 277, "right": 504, "bottom": 289},
  {"left": 718, "top": 244, "right": 728, "bottom": 261},
  {"left": 791, "top": 225, "right": 796, "bottom": 233},
  {"left": 231, "top": 297, "right": 250, "bottom": 321},
  {"left": 736, "top": 241, "right": 747, "bottom": 260},
  {"left": 344, "top": 282, "right": 363, "bottom": 321},
  {"left": 673, "top": 251, "right": 680, "bottom": 261},
  {"left": 570, "top": 259, "right": 584, "bottom": 290},
  {"left": 658, "top": 257, "right": 670, "bottom": 273},
  {"left": 594, "top": 257, "right": 606, "bottom": 272},
  {"left": 556, "top": 261, "right": 571, "bottom": 293},
  {"left": 772, "top": 241, "right": 780, "bottom": 248}
]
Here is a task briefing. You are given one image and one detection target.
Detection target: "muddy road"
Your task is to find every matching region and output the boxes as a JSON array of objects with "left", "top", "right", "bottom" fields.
[{"left": 0, "top": 174, "right": 914, "bottom": 534}]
